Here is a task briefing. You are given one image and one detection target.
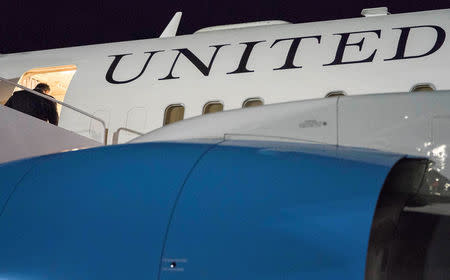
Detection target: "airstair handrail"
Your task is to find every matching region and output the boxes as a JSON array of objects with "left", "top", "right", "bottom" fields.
[
  {"left": 112, "top": 127, "right": 144, "bottom": 144},
  {"left": 0, "top": 76, "right": 109, "bottom": 145}
]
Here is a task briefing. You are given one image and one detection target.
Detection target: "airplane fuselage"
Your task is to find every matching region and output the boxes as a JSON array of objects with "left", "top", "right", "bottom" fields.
[{"left": 0, "top": 9, "right": 448, "bottom": 143}]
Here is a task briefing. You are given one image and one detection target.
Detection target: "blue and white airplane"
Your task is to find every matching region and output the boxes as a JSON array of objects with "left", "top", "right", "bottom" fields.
[
  {"left": 0, "top": 7, "right": 449, "bottom": 280},
  {"left": 0, "top": 7, "right": 448, "bottom": 146}
]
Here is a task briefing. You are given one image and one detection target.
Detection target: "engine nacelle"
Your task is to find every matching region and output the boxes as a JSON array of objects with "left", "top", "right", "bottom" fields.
[{"left": 0, "top": 140, "right": 448, "bottom": 279}]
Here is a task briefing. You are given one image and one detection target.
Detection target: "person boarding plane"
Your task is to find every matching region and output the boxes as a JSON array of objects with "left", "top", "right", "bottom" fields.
[
  {"left": 0, "top": 8, "right": 450, "bottom": 279},
  {"left": 0, "top": 7, "right": 448, "bottom": 162}
]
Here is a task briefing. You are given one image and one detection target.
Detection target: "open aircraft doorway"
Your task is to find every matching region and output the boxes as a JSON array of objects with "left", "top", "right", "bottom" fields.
[{"left": 17, "top": 65, "right": 77, "bottom": 114}]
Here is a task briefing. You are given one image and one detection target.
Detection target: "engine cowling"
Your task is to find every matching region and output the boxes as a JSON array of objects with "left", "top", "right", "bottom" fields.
[{"left": 0, "top": 140, "right": 446, "bottom": 280}]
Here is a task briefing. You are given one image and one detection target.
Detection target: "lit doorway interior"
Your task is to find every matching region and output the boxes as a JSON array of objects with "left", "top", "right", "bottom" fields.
[{"left": 17, "top": 65, "right": 77, "bottom": 113}]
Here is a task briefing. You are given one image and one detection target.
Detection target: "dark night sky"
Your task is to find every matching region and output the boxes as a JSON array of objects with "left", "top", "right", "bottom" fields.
[{"left": 0, "top": 0, "right": 448, "bottom": 53}]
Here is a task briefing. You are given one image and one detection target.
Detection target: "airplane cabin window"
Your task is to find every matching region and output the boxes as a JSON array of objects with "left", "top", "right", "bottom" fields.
[
  {"left": 243, "top": 98, "right": 263, "bottom": 108},
  {"left": 164, "top": 104, "right": 185, "bottom": 126},
  {"left": 411, "top": 83, "right": 435, "bottom": 92},
  {"left": 16, "top": 65, "right": 77, "bottom": 114},
  {"left": 325, "top": 91, "right": 345, "bottom": 97},
  {"left": 203, "top": 101, "right": 223, "bottom": 114}
]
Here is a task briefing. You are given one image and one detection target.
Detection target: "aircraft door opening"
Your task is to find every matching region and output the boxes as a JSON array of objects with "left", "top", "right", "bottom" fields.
[{"left": 17, "top": 65, "right": 77, "bottom": 114}]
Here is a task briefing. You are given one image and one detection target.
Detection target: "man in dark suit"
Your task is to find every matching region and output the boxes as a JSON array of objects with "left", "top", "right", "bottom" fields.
[{"left": 5, "top": 83, "right": 59, "bottom": 125}]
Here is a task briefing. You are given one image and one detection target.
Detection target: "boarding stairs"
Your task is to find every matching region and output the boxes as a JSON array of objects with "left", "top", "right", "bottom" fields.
[{"left": 0, "top": 77, "right": 106, "bottom": 164}]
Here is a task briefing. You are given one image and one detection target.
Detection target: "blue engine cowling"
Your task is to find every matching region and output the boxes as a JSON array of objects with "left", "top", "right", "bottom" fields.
[{"left": 0, "top": 140, "right": 444, "bottom": 280}]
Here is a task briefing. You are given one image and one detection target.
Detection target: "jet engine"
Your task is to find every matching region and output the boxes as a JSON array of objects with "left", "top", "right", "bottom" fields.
[{"left": 0, "top": 140, "right": 448, "bottom": 279}]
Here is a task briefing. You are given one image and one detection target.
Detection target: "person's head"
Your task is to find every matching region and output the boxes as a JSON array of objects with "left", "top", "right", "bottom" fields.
[{"left": 34, "top": 83, "right": 50, "bottom": 94}]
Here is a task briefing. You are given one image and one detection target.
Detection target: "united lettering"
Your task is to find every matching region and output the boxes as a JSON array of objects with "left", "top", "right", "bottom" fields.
[{"left": 105, "top": 25, "right": 446, "bottom": 84}]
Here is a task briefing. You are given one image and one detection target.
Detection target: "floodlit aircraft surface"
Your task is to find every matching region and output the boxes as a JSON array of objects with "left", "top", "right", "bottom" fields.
[
  {"left": 0, "top": 139, "right": 449, "bottom": 280},
  {"left": 133, "top": 90, "right": 450, "bottom": 179},
  {"left": 0, "top": 7, "right": 450, "bottom": 279},
  {"left": 0, "top": 8, "right": 448, "bottom": 146}
]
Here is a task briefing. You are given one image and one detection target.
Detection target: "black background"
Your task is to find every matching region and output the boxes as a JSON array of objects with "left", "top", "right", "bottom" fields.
[{"left": 0, "top": 0, "right": 448, "bottom": 53}]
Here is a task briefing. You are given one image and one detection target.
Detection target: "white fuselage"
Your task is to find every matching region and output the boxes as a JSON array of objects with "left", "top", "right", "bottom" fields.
[{"left": 0, "top": 9, "right": 448, "bottom": 143}]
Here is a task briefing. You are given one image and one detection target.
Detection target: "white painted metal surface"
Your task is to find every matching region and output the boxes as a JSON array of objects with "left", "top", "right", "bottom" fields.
[
  {"left": 0, "top": 9, "right": 448, "bottom": 144},
  {"left": 160, "top": 12, "right": 182, "bottom": 38},
  {"left": 0, "top": 105, "right": 101, "bottom": 164},
  {"left": 132, "top": 91, "right": 450, "bottom": 178},
  {"left": 195, "top": 20, "right": 290, "bottom": 33},
  {"left": 132, "top": 97, "right": 338, "bottom": 144},
  {"left": 361, "top": 7, "right": 390, "bottom": 17},
  {"left": 339, "top": 93, "right": 450, "bottom": 177}
]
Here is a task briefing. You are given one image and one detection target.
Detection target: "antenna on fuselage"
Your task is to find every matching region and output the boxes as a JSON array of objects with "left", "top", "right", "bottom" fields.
[
  {"left": 361, "top": 7, "right": 390, "bottom": 17},
  {"left": 160, "top": 12, "right": 182, "bottom": 38}
]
